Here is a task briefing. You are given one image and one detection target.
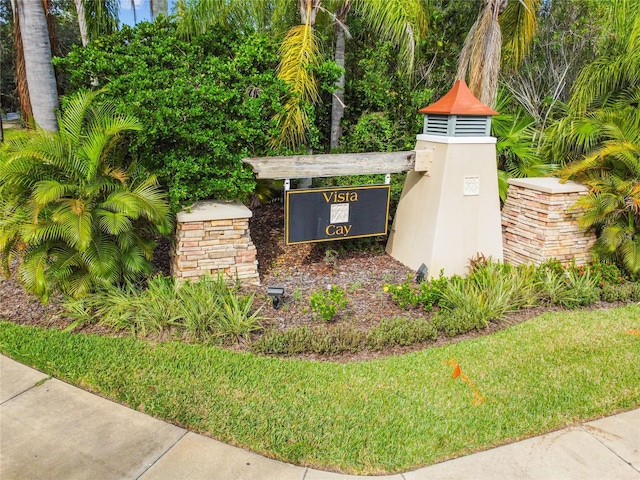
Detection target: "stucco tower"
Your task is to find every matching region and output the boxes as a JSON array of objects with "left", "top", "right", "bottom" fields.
[{"left": 386, "top": 80, "right": 504, "bottom": 277}]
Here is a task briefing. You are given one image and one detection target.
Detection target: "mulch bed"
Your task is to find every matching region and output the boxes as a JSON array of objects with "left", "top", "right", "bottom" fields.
[{"left": 0, "top": 201, "right": 626, "bottom": 362}]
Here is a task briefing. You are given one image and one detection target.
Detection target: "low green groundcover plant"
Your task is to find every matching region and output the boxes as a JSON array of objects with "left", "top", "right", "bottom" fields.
[
  {"left": 253, "top": 317, "right": 437, "bottom": 355},
  {"left": 1, "top": 306, "right": 639, "bottom": 474}
]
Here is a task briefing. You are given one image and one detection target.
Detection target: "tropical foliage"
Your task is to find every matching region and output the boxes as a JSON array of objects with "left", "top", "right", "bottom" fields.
[
  {"left": 547, "top": 1, "right": 640, "bottom": 273},
  {"left": 176, "top": 0, "right": 428, "bottom": 149},
  {"left": 0, "top": 90, "right": 171, "bottom": 301}
]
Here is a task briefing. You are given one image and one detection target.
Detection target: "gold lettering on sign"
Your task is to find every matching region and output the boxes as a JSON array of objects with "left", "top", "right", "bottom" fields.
[
  {"left": 325, "top": 224, "right": 353, "bottom": 236},
  {"left": 322, "top": 191, "right": 359, "bottom": 203}
]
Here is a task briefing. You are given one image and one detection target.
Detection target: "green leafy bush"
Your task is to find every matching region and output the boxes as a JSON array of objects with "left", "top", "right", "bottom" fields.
[
  {"left": 600, "top": 283, "right": 633, "bottom": 303},
  {"left": 419, "top": 271, "right": 458, "bottom": 310},
  {"left": 0, "top": 91, "right": 171, "bottom": 301},
  {"left": 55, "top": 20, "right": 292, "bottom": 209},
  {"left": 365, "top": 317, "right": 437, "bottom": 350},
  {"left": 588, "top": 261, "right": 626, "bottom": 286},
  {"left": 384, "top": 275, "right": 421, "bottom": 309},
  {"left": 253, "top": 317, "right": 438, "bottom": 356},
  {"left": 252, "top": 326, "right": 316, "bottom": 356},
  {"left": 309, "top": 285, "right": 348, "bottom": 322},
  {"left": 557, "top": 269, "right": 600, "bottom": 308},
  {"left": 536, "top": 264, "right": 600, "bottom": 308}
]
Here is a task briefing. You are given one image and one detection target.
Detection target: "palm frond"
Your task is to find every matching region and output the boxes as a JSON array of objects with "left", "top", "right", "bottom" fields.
[
  {"left": 19, "top": 243, "right": 54, "bottom": 302},
  {"left": 59, "top": 90, "right": 97, "bottom": 147},
  {"left": 95, "top": 208, "right": 133, "bottom": 235},
  {"left": 620, "top": 237, "right": 640, "bottom": 273},
  {"left": 457, "top": 0, "right": 502, "bottom": 106},
  {"left": 51, "top": 202, "right": 94, "bottom": 251},
  {"left": 355, "top": 0, "right": 427, "bottom": 75},
  {"left": 83, "top": 235, "right": 121, "bottom": 285},
  {"left": 273, "top": 22, "right": 321, "bottom": 148},
  {"left": 32, "top": 180, "right": 77, "bottom": 205},
  {"left": 500, "top": 0, "right": 540, "bottom": 69}
]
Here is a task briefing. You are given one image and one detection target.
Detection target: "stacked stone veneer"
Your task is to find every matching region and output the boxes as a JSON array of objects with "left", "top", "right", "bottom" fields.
[
  {"left": 501, "top": 178, "right": 596, "bottom": 266},
  {"left": 172, "top": 200, "right": 260, "bottom": 286}
]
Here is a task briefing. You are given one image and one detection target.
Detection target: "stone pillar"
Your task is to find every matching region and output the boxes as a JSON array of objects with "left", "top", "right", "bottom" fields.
[
  {"left": 172, "top": 200, "right": 260, "bottom": 286},
  {"left": 501, "top": 178, "right": 596, "bottom": 266}
]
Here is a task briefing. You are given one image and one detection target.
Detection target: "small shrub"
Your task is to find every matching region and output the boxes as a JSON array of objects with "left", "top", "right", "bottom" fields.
[
  {"left": 418, "top": 271, "right": 452, "bottom": 310},
  {"left": 217, "top": 292, "right": 264, "bottom": 344},
  {"left": 310, "top": 324, "right": 365, "bottom": 355},
  {"left": 600, "top": 283, "right": 633, "bottom": 303},
  {"left": 384, "top": 274, "right": 421, "bottom": 309},
  {"left": 631, "top": 283, "right": 640, "bottom": 301},
  {"left": 365, "top": 317, "right": 437, "bottom": 350},
  {"left": 435, "top": 262, "right": 523, "bottom": 335},
  {"left": 588, "top": 261, "right": 626, "bottom": 286},
  {"left": 536, "top": 268, "right": 567, "bottom": 305},
  {"left": 433, "top": 309, "right": 482, "bottom": 337},
  {"left": 310, "top": 286, "right": 348, "bottom": 322},
  {"left": 252, "top": 324, "right": 364, "bottom": 356},
  {"left": 252, "top": 326, "right": 316, "bottom": 355}
]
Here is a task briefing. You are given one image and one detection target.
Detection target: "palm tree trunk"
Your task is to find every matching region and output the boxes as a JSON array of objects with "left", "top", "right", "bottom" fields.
[
  {"left": 330, "top": 22, "right": 347, "bottom": 150},
  {"left": 13, "top": 7, "right": 34, "bottom": 125},
  {"left": 150, "top": 0, "right": 167, "bottom": 19},
  {"left": 74, "top": 0, "right": 89, "bottom": 46},
  {"left": 15, "top": 0, "right": 59, "bottom": 131}
]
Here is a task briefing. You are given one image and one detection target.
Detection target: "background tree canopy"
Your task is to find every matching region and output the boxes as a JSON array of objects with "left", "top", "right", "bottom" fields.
[{"left": 55, "top": 19, "right": 301, "bottom": 209}]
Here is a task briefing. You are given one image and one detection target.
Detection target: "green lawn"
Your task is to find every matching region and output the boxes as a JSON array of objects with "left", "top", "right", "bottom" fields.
[{"left": 1, "top": 305, "right": 639, "bottom": 474}]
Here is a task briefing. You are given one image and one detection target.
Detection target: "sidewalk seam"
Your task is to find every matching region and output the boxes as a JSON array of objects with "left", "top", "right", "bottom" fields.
[
  {"left": 134, "top": 429, "right": 189, "bottom": 479},
  {"left": 0, "top": 375, "right": 52, "bottom": 406},
  {"left": 301, "top": 467, "right": 309, "bottom": 479},
  {"left": 579, "top": 425, "right": 640, "bottom": 475}
]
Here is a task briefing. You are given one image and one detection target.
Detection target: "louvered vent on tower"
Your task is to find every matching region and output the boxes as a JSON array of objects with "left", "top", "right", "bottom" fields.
[
  {"left": 424, "top": 115, "right": 449, "bottom": 135},
  {"left": 453, "top": 116, "right": 491, "bottom": 136}
]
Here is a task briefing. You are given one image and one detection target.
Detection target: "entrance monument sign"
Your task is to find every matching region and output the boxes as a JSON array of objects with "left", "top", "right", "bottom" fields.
[{"left": 285, "top": 185, "right": 390, "bottom": 245}]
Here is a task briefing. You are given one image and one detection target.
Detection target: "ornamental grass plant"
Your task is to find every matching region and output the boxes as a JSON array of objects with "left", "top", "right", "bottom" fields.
[{"left": 62, "top": 275, "right": 264, "bottom": 344}]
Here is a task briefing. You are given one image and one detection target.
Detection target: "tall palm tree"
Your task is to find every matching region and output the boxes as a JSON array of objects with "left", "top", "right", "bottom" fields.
[
  {"left": 74, "top": 0, "right": 119, "bottom": 46},
  {"left": 13, "top": 0, "right": 59, "bottom": 131},
  {"left": 150, "top": 0, "right": 167, "bottom": 18},
  {"left": 328, "top": 0, "right": 427, "bottom": 149},
  {"left": 0, "top": 90, "right": 171, "bottom": 301},
  {"left": 457, "top": 0, "right": 540, "bottom": 106},
  {"left": 176, "top": 0, "right": 427, "bottom": 149}
]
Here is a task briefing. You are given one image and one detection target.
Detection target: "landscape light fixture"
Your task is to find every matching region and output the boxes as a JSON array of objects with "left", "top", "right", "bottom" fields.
[
  {"left": 416, "top": 263, "right": 428, "bottom": 284},
  {"left": 267, "top": 286, "right": 285, "bottom": 309}
]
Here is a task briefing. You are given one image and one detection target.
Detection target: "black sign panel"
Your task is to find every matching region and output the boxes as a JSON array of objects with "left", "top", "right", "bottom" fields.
[{"left": 285, "top": 185, "right": 390, "bottom": 245}]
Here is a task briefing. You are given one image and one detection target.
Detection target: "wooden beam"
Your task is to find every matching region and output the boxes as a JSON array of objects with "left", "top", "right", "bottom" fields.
[{"left": 242, "top": 151, "right": 416, "bottom": 179}]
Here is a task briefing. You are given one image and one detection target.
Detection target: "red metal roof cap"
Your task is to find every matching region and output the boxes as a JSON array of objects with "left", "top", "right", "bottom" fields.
[{"left": 418, "top": 80, "right": 498, "bottom": 116}]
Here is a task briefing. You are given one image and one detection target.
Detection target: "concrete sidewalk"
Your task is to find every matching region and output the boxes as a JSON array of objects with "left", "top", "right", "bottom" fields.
[{"left": 1, "top": 354, "right": 639, "bottom": 480}]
